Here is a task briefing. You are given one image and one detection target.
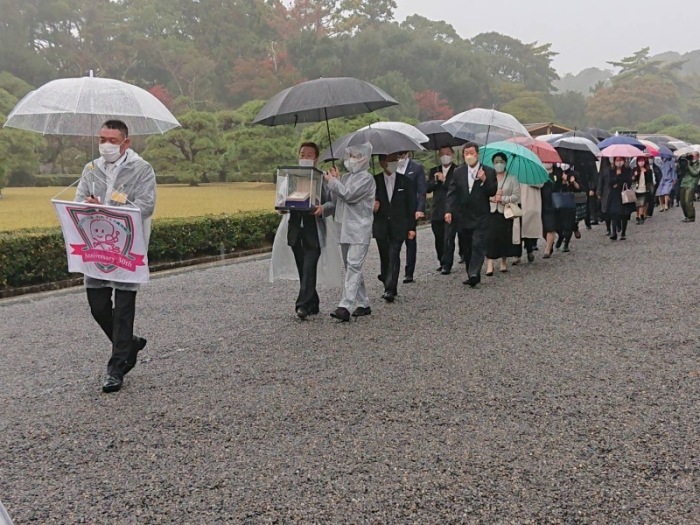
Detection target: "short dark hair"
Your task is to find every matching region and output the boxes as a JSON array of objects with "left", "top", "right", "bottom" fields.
[
  {"left": 101, "top": 119, "right": 129, "bottom": 138},
  {"left": 492, "top": 152, "right": 507, "bottom": 163},
  {"left": 463, "top": 142, "right": 479, "bottom": 153},
  {"left": 299, "top": 142, "right": 320, "bottom": 159}
]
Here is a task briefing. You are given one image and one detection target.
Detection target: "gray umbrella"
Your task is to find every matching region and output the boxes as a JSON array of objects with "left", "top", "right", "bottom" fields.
[
  {"left": 0, "top": 500, "right": 14, "bottom": 525},
  {"left": 561, "top": 130, "right": 599, "bottom": 143},
  {"left": 321, "top": 128, "right": 424, "bottom": 162},
  {"left": 253, "top": 77, "right": 398, "bottom": 126}
]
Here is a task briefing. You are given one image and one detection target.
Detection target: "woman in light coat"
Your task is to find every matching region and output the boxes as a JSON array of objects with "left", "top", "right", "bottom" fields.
[
  {"left": 485, "top": 152, "right": 521, "bottom": 275},
  {"left": 516, "top": 182, "right": 543, "bottom": 264}
]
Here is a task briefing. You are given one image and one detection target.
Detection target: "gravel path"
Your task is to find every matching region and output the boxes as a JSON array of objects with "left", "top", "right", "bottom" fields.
[{"left": 1, "top": 208, "right": 698, "bottom": 524}]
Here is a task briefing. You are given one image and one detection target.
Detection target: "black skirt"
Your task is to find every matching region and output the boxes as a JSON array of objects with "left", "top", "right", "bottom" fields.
[{"left": 486, "top": 212, "right": 516, "bottom": 259}]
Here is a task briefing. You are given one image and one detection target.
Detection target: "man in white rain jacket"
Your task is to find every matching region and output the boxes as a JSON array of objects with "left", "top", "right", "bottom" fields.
[
  {"left": 75, "top": 119, "right": 156, "bottom": 393},
  {"left": 324, "top": 142, "right": 376, "bottom": 322}
]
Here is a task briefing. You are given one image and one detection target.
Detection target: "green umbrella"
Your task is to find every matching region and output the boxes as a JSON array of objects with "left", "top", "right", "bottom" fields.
[{"left": 479, "top": 140, "right": 549, "bottom": 185}]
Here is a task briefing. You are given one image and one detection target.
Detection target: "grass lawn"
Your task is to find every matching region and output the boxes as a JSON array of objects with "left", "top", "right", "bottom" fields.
[{"left": 0, "top": 183, "right": 277, "bottom": 231}]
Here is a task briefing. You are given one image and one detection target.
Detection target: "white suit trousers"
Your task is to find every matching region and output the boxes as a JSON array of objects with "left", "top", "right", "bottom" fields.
[{"left": 339, "top": 243, "right": 370, "bottom": 310}]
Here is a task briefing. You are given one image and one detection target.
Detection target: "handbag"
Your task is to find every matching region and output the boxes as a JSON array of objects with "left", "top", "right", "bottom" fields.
[
  {"left": 573, "top": 191, "right": 588, "bottom": 204},
  {"left": 551, "top": 191, "right": 575, "bottom": 210},
  {"left": 621, "top": 183, "right": 636, "bottom": 205},
  {"left": 504, "top": 202, "right": 523, "bottom": 219}
]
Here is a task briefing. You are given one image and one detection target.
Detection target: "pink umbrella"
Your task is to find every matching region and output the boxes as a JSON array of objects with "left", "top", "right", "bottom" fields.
[
  {"left": 508, "top": 136, "right": 562, "bottom": 163},
  {"left": 600, "top": 144, "right": 647, "bottom": 158}
]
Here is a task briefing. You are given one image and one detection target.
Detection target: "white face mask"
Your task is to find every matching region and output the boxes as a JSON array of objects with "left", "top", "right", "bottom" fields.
[
  {"left": 396, "top": 157, "right": 409, "bottom": 173},
  {"left": 440, "top": 155, "right": 453, "bottom": 167},
  {"left": 298, "top": 158, "right": 315, "bottom": 168},
  {"left": 386, "top": 161, "right": 398, "bottom": 173},
  {"left": 493, "top": 162, "right": 506, "bottom": 173},
  {"left": 344, "top": 157, "right": 364, "bottom": 173},
  {"left": 465, "top": 154, "right": 478, "bottom": 167},
  {"left": 99, "top": 141, "right": 125, "bottom": 163},
  {"left": 560, "top": 163, "right": 570, "bottom": 172}
]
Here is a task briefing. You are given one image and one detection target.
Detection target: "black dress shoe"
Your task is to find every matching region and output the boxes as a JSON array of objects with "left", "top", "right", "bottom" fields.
[
  {"left": 440, "top": 268, "right": 451, "bottom": 275},
  {"left": 463, "top": 275, "right": 480, "bottom": 287},
  {"left": 296, "top": 306, "right": 309, "bottom": 319},
  {"left": 102, "top": 375, "right": 123, "bottom": 393},
  {"left": 527, "top": 252, "right": 535, "bottom": 263},
  {"left": 122, "top": 337, "right": 147, "bottom": 376},
  {"left": 308, "top": 304, "right": 320, "bottom": 315},
  {"left": 402, "top": 276, "right": 414, "bottom": 284},
  {"left": 352, "top": 306, "right": 372, "bottom": 317},
  {"left": 436, "top": 266, "right": 444, "bottom": 272},
  {"left": 330, "top": 307, "right": 351, "bottom": 322},
  {"left": 383, "top": 292, "right": 395, "bottom": 302}
]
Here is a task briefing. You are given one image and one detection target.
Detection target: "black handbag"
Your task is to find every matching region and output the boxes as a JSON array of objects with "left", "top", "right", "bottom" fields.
[{"left": 551, "top": 192, "right": 575, "bottom": 210}]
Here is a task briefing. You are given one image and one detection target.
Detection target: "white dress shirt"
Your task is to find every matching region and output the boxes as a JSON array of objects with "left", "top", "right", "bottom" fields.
[
  {"left": 384, "top": 172, "right": 395, "bottom": 202},
  {"left": 467, "top": 163, "right": 480, "bottom": 192}
]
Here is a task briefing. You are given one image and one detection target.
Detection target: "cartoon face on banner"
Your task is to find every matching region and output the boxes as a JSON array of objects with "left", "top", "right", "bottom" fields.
[{"left": 67, "top": 206, "right": 144, "bottom": 273}]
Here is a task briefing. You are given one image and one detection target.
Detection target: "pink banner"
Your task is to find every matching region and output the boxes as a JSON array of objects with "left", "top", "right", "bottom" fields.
[{"left": 70, "top": 244, "right": 146, "bottom": 272}]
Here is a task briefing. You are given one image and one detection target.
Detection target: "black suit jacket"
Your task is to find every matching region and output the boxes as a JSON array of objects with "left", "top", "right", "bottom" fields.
[
  {"left": 427, "top": 164, "right": 456, "bottom": 221},
  {"left": 373, "top": 172, "right": 417, "bottom": 241},
  {"left": 445, "top": 164, "right": 498, "bottom": 230},
  {"left": 287, "top": 211, "right": 319, "bottom": 248},
  {"left": 401, "top": 159, "right": 427, "bottom": 213}
]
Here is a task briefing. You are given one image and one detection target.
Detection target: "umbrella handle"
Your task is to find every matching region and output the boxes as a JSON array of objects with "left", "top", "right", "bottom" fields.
[{"left": 324, "top": 108, "right": 335, "bottom": 168}]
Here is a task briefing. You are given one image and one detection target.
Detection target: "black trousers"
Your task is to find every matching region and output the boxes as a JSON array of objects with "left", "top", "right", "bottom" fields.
[
  {"left": 291, "top": 236, "right": 321, "bottom": 311},
  {"left": 377, "top": 236, "right": 404, "bottom": 295},
  {"left": 460, "top": 226, "right": 487, "bottom": 279},
  {"left": 87, "top": 287, "right": 137, "bottom": 378},
  {"left": 404, "top": 237, "right": 417, "bottom": 278},
  {"left": 441, "top": 223, "right": 465, "bottom": 271},
  {"left": 431, "top": 220, "right": 445, "bottom": 264}
]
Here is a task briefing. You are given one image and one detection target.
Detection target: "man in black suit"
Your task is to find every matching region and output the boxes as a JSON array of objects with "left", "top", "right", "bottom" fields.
[
  {"left": 445, "top": 142, "right": 498, "bottom": 287},
  {"left": 374, "top": 153, "right": 417, "bottom": 302},
  {"left": 287, "top": 142, "right": 330, "bottom": 319},
  {"left": 427, "top": 146, "right": 462, "bottom": 275},
  {"left": 396, "top": 152, "right": 426, "bottom": 283}
]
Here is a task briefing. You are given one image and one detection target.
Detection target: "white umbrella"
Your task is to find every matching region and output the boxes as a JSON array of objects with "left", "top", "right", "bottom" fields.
[
  {"left": 538, "top": 133, "right": 563, "bottom": 143},
  {"left": 4, "top": 73, "right": 180, "bottom": 136},
  {"left": 358, "top": 121, "right": 429, "bottom": 145},
  {"left": 673, "top": 144, "right": 700, "bottom": 157},
  {"left": 441, "top": 108, "right": 531, "bottom": 144}
]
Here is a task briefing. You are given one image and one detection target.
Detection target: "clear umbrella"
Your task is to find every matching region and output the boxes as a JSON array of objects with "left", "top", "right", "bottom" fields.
[
  {"left": 441, "top": 108, "right": 531, "bottom": 144},
  {"left": 0, "top": 500, "right": 14, "bottom": 525},
  {"left": 321, "top": 128, "right": 424, "bottom": 162},
  {"left": 4, "top": 72, "right": 180, "bottom": 136}
]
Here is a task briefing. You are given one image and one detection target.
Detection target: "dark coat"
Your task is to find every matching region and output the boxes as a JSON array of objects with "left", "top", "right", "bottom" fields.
[
  {"left": 426, "top": 163, "right": 456, "bottom": 221},
  {"left": 632, "top": 166, "right": 654, "bottom": 194},
  {"left": 373, "top": 172, "right": 417, "bottom": 241},
  {"left": 445, "top": 164, "right": 498, "bottom": 230},
  {"left": 401, "top": 159, "right": 427, "bottom": 213},
  {"left": 607, "top": 167, "right": 634, "bottom": 217}
]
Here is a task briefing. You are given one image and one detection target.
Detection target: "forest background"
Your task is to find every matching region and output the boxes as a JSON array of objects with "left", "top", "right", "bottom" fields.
[{"left": 2, "top": 0, "right": 700, "bottom": 188}]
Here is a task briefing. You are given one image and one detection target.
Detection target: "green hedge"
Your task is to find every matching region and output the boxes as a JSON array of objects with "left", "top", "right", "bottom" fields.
[{"left": 0, "top": 211, "right": 280, "bottom": 290}]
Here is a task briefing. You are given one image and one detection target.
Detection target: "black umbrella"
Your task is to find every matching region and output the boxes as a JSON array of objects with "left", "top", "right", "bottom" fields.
[
  {"left": 583, "top": 127, "right": 612, "bottom": 141},
  {"left": 551, "top": 136, "right": 601, "bottom": 165},
  {"left": 253, "top": 77, "right": 398, "bottom": 163},
  {"left": 321, "top": 128, "right": 423, "bottom": 162},
  {"left": 416, "top": 120, "right": 467, "bottom": 150}
]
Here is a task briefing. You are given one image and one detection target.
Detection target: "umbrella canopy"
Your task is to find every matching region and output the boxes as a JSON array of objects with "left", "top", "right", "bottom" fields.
[
  {"left": 668, "top": 140, "right": 690, "bottom": 151},
  {"left": 508, "top": 136, "right": 562, "bottom": 163},
  {"left": 674, "top": 144, "right": 700, "bottom": 157},
  {"left": 551, "top": 136, "right": 602, "bottom": 156},
  {"left": 321, "top": 128, "right": 423, "bottom": 162},
  {"left": 583, "top": 127, "right": 612, "bottom": 140},
  {"left": 637, "top": 139, "right": 661, "bottom": 157},
  {"left": 656, "top": 145, "right": 675, "bottom": 159},
  {"left": 538, "top": 133, "right": 564, "bottom": 143},
  {"left": 358, "top": 121, "right": 429, "bottom": 145},
  {"left": 415, "top": 120, "right": 468, "bottom": 150},
  {"left": 442, "top": 108, "right": 531, "bottom": 144},
  {"left": 479, "top": 140, "right": 549, "bottom": 185},
  {"left": 0, "top": 499, "right": 14, "bottom": 525},
  {"left": 638, "top": 134, "right": 689, "bottom": 151},
  {"left": 253, "top": 77, "right": 398, "bottom": 126},
  {"left": 600, "top": 144, "right": 648, "bottom": 158},
  {"left": 561, "top": 130, "right": 599, "bottom": 143},
  {"left": 4, "top": 75, "right": 180, "bottom": 136},
  {"left": 596, "top": 135, "right": 645, "bottom": 150}
]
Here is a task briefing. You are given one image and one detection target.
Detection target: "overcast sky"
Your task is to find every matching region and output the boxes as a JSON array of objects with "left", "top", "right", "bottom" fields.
[{"left": 394, "top": 0, "right": 700, "bottom": 75}]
